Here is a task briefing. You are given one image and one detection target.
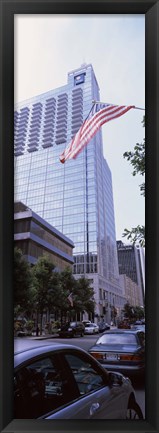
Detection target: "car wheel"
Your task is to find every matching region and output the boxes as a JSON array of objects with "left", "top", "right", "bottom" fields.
[{"left": 126, "top": 399, "right": 143, "bottom": 419}]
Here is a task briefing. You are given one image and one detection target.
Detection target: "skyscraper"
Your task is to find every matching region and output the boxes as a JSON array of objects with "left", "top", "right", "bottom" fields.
[
  {"left": 14, "top": 64, "right": 125, "bottom": 322},
  {"left": 117, "top": 240, "right": 145, "bottom": 306}
]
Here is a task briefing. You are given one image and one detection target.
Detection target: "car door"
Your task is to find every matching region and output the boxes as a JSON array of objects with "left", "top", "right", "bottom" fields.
[
  {"left": 14, "top": 352, "right": 78, "bottom": 419},
  {"left": 46, "top": 349, "right": 128, "bottom": 419}
]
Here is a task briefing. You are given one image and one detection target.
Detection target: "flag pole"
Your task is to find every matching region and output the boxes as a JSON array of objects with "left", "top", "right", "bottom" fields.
[
  {"left": 83, "top": 101, "right": 95, "bottom": 277},
  {"left": 92, "top": 100, "right": 145, "bottom": 111},
  {"left": 134, "top": 107, "right": 145, "bottom": 111}
]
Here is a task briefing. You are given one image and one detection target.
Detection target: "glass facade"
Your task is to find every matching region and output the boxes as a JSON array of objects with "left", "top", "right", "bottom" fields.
[{"left": 14, "top": 64, "right": 125, "bottom": 321}]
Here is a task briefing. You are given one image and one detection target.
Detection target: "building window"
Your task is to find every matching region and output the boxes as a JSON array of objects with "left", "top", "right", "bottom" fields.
[{"left": 74, "top": 73, "right": 85, "bottom": 86}]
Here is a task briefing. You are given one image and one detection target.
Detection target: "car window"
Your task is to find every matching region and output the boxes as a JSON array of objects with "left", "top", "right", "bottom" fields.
[
  {"left": 65, "top": 353, "right": 106, "bottom": 396},
  {"left": 96, "top": 334, "right": 137, "bottom": 345},
  {"left": 14, "top": 355, "right": 77, "bottom": 418}
]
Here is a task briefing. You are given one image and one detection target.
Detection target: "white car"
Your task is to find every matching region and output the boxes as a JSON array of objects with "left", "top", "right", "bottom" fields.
[
  {"left": 82, "top": 320, "right": 92, "bottom": 325},
  {"left": 84, "top": 323, "right": 99, "bottom": 334}
]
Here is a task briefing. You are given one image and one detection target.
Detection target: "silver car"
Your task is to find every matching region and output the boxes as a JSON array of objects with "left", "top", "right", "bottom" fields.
[{"left": 14, "top": 343, "right": 143, "bottom": 419}]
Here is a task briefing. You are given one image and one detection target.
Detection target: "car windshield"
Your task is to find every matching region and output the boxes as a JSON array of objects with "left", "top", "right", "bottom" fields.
[{"left": 96, "top": 333, "right": 137, "bottom": 345}]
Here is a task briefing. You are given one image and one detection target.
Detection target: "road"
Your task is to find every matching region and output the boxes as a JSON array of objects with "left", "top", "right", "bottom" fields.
[{"left": 14, "top": 334, "right": 145, "bottom": 418}]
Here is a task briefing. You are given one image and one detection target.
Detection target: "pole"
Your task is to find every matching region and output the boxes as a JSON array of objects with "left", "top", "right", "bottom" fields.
[{"left": 92, "top": 100, "right": 145, "bottom": 111}]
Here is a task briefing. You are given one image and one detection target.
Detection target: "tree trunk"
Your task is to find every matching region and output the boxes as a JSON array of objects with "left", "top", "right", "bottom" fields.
[
  {"left": 40, "top": 311, "right": 43, "bottom": 335},
  {"left": 36, "top": 310, "right": 39, "bottom": 336}
]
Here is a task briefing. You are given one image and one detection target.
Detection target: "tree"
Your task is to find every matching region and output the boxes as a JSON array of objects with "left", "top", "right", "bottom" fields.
[
  {"left": 122, "top": 302, "right": 145, "bottom": 321},
  {"left": 46, "top": 270, "right": 63, "bottom": 319},
  {"left": 47, "top": 267, "right": 95, "bottom": 323},
  {"left": 31, "top": 255, "right": 56, "bottom": 335},
  {"left": 58, "top": 267, "right": 77, "bottom": 322},
  {"left": 122, "top": 302, "right": 135, "bottom": 321},
  {"left": 123, "top": 116, "right": 145, "bottom": 246},
  {"left": 73, "top": 277, "right": 95, "bottom": 317},
  {"left": 14, "top": 247, "right": 32, "bottom": 316}
]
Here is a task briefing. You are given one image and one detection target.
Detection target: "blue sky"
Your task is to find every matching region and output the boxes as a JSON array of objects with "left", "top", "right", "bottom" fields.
[{"left": 14, "top": 14, "right": 145, "bottom": 241}]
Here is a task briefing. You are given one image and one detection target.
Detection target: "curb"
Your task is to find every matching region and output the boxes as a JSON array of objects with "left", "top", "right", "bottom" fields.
[{"left": 27, "top": 334, "right": 59, "bottom": 340}]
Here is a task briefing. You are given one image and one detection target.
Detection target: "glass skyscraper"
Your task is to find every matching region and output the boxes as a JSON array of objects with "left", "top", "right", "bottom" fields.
[{"left": 14, "top": 64, "right": 125, "bottom": 322}]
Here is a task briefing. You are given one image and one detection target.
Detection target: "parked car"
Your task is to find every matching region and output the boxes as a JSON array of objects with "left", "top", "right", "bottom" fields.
[
  {"left": 98, "top": 322, "right": 110, "bottom": 333},
  {"left": 88, "top": 329, "right": 145, "bottom": 380},
  {"left": 84, "top": 323, "right": 99, "bottom": 334},
  {"left": 16, "top": 330, "right": 28, "bottom": 337},
  {"left": 82, "top": 320, "right": 92, "bottom": 326},
  {"left": 58, "top": 321, "right": 85, "bottom": 338},
  {"left": 131, "top": 321, "right": 145, "bottom": 331},
  {"left": 14, "top": 343, "right": 143, "bottom": 419},
  {"left": 118, "top": 320, "right": 131, "bottom": 329}
]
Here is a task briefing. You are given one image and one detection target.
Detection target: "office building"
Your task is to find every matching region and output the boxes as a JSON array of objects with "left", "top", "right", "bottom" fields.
[
  {"left": 14, "top": 201, "right": 74, "bottom": 271},
  {"left": 119, "top": 274, "right": 141, "bottom": 307},
  {"left": 14, "top": 64, "right": 126, "bottom": 322},
  {"left": 117, "top": 240, "right": 145, "bottom": 306}
]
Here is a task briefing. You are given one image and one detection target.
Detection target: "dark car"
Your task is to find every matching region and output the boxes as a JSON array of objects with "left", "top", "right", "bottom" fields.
[
  {"left": 98, "top": 322, "right": 110, "bottom": 333},
  {"left": 58, "top": 321, "right": 85, "bottom": 338},
  {"left": 89, "top": 329, "right": 145, "bottom": 380},
  {"left": 14, "top": 343, "right": 143, "bottom": 419}
]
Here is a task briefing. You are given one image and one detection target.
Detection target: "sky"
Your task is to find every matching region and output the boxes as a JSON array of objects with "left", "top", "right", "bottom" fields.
[{"left": 14, "top": 14, "right": 145, "bottom": 242}]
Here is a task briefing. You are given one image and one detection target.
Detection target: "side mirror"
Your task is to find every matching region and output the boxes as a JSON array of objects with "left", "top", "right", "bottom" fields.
[{"left": 108, "top": 372, "right": 123, "bottom": 387}]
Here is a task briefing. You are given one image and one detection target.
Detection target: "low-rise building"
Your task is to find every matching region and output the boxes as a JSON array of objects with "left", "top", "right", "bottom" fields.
[{"left": 14, "top": 201, "right": 74, "bottom": 271}]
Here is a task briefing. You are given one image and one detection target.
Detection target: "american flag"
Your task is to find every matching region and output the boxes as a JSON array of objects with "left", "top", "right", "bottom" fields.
[{"left": 59, "top": 102, "right": 135, "bottom": 163}]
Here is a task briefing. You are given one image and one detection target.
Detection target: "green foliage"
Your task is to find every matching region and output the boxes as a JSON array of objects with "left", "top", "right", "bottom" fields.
[
  {"left": 25, "top": 320, "right": 34, "bottom": 333},
  {"left": 122, "top": 225, "right": 145, "bottom": 247},
  {"left": 14, "top": 251, "right": 96, "bottom": 326},
  {"left": 123, "top": 117, "right": 145, "bottom": 196},
  {"left": 73, "top": 277, "right": 95, "bottom": 314},
  {"left": 122, "top": 302, "right": 145, "bottom": 321},
  {"left": 14, "top": 247, "right": 32, "bottom": 314},
  {"left": 123, "top": 116, "right": 145, "bottom": 245},
  {"left": 31, "top": 255, "right": 56, "bottom": 333}
]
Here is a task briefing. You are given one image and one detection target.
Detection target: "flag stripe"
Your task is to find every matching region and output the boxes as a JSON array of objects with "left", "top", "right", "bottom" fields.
[
  {"left": 71, "top": 106, "right": 134, "bottom": 159},
  {"left": 60, "top": 103, "right": 135, "bottom": 163}
]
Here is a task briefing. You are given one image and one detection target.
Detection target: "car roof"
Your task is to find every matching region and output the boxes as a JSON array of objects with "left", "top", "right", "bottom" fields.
[
  {"left": 14, "top": 343, "right": 85, "bottom": 368},
  {"left": 85, "top": 323, "right": 94, "bottom": 326}
]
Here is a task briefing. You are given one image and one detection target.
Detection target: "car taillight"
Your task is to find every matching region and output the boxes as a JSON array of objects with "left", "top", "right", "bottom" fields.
[
  {"left": 90, "top": 352, "right": 103, "bottom": 360},
  {"left": 132, "top": 354, "right": 143, "bottom": 361},
  {"left": 119, "top": 354, "right": 142, "bottom": 361}
]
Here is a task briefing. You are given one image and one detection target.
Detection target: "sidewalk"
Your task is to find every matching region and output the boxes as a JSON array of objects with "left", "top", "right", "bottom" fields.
[
  {"left": 28, "top": 327, "right": 117, "bottom": 340},
  {"left": 29, "top": 333, "right": 59, "bottom": 340}
]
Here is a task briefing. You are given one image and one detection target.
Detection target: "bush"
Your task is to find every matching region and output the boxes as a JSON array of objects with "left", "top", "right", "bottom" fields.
[
  {"left": 51, "top": 321, "right": 60, "bottom": 333},
  {"left": 25, "top": 320, "right": 34, "bottom": 335}
]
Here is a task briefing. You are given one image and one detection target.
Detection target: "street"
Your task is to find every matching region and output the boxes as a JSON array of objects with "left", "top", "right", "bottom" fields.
[{"left": 14, "top": 334, "right": 145, "bottom": 418}]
